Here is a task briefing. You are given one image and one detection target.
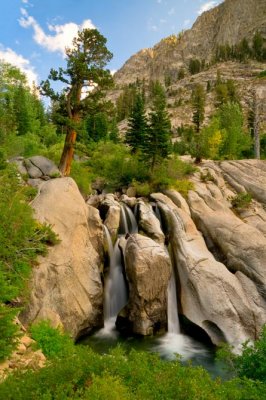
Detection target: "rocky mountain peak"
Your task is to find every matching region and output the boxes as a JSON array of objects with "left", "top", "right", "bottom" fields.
[{"left": 114, "top": 0, "right": 266, "bottom": 86}]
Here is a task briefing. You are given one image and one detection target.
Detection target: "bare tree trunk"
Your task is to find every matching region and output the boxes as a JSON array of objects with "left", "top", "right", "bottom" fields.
[
  {"left": 58, "top": 128, "right": 77, "bottom": 176},
  {"left": 254, "top": 123, "right": 260, "bottom": 160},
  {"left": 253, "top": 94, "right": 260, "bottom": 160}
]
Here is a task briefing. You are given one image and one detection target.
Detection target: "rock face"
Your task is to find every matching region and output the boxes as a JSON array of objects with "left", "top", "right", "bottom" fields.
[
  {"left": 111, "top": 0, "right": 266, "bottom": 131},
  {"left": 137, "top": 199, "right": 165, "bottom": 245},
  {"left": 117, "top": 234, "right": 171, "bottom": 335},
  {"left": 151, "top": 192, "right": 258, "bottom": 347},
  {"left": 149, "top": 159, "right": 266, "bottom": 346},
  {"left": 20, "top": 178, "right": 104, "bottom": 340},
  {"left": 13, "top": 156, "right": 60, "bottom": 180},
  {"left": 99, "top": 194, "right": 121, "bottom": 242},
  {"left": 115, "top": 0, "right": 266, "bottom": 86}
]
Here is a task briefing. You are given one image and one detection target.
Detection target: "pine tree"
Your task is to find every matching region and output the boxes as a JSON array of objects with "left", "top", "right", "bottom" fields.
[
  {"left": 143, "top": 82, "right": 171, "bottom": 169},
  {"left": 191, "top": 84, "right": 205, "bottom": 162},
  {"left": 125, "top": 92, "right": 147, "bottom": 153},
  {"left": 192, "top": 84, "right": 205, "bottom": 133},
  {"left": 40, "top": 28, "right": 113, "bottom": 175}
]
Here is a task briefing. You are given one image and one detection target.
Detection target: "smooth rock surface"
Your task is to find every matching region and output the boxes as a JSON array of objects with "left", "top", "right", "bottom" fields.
[
  {"left": 152, "top": 192, "right": 259, "bottom": 347},
  {"left": 137, "top": 199, "right": 165, "bottom": 245},
  {"left": 20, "top": 178, "right": 104, "bottom": 339},
  {"left": 117, "top": 234, "right": 171, "bottom": 336}
]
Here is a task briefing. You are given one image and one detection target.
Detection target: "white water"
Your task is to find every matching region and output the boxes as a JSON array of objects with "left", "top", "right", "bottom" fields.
[
  {"left": 103, "top": 225, "right": 113, "bottom": 256},
  {"left": 104, "top": 239, "right": 128, "bottom": 320},
  {"left": 120, "top": 205, "right": 129, "bottom": 234},
  {"left": 100, "top": 203, "right": 138, "bottom": 337},
  {"left": 167, "top": 269, "right": 180, "bottom": 333},
  {"left": 124, "top": 204, "right": 138, "bottom": 233}
]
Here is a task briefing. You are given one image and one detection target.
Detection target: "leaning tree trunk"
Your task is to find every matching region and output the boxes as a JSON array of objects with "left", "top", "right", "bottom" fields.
[{"left": 58, "top": 128, "right": 77, "bottom": 176}]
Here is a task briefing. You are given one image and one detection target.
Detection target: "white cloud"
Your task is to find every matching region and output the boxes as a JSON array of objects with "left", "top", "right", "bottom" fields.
[
  {"left": 22, "top": 0, "right": 28, "bottom": 3},
  {"left": 197, "top": 1, "right": 218, "bottom": 15},
  {"left": 110, "top": 69, "right": 117, "bottom": 76},
  {"left": 0, "top": 46, "right": 38, "bottom": 85},
  {"left": 168, "top": 7, "right": 175, "bottom": 16},
  {"left": 183, "top": 19, "right": 191, "bottom": 28},
  {"left": 19, "top": 8, "right": 96, "bottom": 57}
]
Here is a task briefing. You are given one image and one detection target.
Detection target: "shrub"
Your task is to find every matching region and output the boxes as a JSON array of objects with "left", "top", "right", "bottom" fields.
[
  {"left": 30, "top": 321, "right": 74, "bottom": 359},
  {"left": 70, "top": 161, "right": 93, "bottom": 196},
  {"left": 217, "top": 325, "right": 266, "bottom": 384},
  {"left": 0, "top": 165, "right": 59, "bottom": 360},
  {"left": 230, "top": 192, "right": 252, "bottom": 209}
]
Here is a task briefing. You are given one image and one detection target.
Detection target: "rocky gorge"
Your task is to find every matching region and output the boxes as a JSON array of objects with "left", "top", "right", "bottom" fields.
[{"left": 18, "top": 157, "right": 266, "bottom": 352}]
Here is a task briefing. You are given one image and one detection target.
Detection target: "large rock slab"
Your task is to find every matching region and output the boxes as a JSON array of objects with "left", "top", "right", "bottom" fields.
[
  {"left": 137, "top": 199, "right": 165, "bottom": 245},
  {"left": 151, "top": 193, "right": 260, "bottom": 347},
  {"left": 117, "top": 234, "right": 171, "bottom": 336},
  {"left": 187, "top": 175, "right": 266, "bottom": 291},
  {"left": 220, "top": 160, "right": 266, "bottom": 204},
  {"left": 99, "top": 194, "right": 121, "bottom": 242},
  {"left": 20, "top": 178, "right": 104, "bottom": 339}
]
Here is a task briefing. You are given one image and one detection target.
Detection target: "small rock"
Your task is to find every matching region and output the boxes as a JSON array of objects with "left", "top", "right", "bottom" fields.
[
  {"left": 20, "top": 335, "right": 34, "bottom": 348},
  {"left": 16, "top": 343, "right": 27, "bottom": 355}
]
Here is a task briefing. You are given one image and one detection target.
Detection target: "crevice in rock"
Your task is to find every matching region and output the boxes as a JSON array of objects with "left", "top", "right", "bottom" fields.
[
  {"left": 202, "top": 320, "right": 227, "bottom": 344},
  {"left": 179, "top": 315, "right": 214, "bottom": 347}
]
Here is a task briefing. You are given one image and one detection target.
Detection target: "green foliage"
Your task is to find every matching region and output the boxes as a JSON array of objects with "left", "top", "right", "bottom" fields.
[
  {"left": 40, "top": 28, "right": 113, "bottom": 174},
  {"left": 215, "top": 78, "right": 239, "bottom": 107},
  {"left": 0, "top": 165, "right": 58, "bottom": 360},
  {"left": 87, "top": 141, "right": 149, "bottom": 191},
  {"left": 70, "top": 161, "right": 94, "bottom": 196},
  {"left": 143, "top": 82, "right": 171, "bottom": 169},
  {"left": 230, "top": 192, "right": 252, "bottom": 210},
  {"left": 188, "top": 58, "right": 202, "bottom": 75},
  {"left": 218, "top": 326, "right": 266, "bottom": 385},
  {"left": 191, "top": 84, "right": 205, "bottom": 133},
  {"left": 257, "top": 70, "right": 266, "bottom": 78},
  {"left": 86, "top": 112, "right": 109, "bottom": 142},
  {"left": 116, "top": 85, "right": 138, "bottom": 122},
  {"left": 0, "top": 339, "right": 265, "bottom": 400},
  {"left": 30, "top": 321, "right": 74, "bottom": 359},
  {"left": 125, "top": 93, "right": 147, "bottom": 153},
  {"left": 215, "top": 32, "right": 266, "bottom": 63},
  {"left": 219, "top": 102, "right": 251, "bottom": 159}
]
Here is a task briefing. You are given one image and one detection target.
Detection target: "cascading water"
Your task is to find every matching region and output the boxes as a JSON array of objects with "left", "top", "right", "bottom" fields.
[
  {"left": 123, "top": 203, "right": 138, "bottom": 233},
  {"left": 167, "top": 268, "right": 180, "bottom": 334},
  {"left": 99, "top": 203, "right": 138, "bottom": 336},
  {"left": 120, "top": 204, "right": 129, "bottom": 234},
  {"left": 84, "top": 200, "right": 217, "bottom": 376},
  {"left": 104, "top": 239, "right": 128, "bottom": 320}
]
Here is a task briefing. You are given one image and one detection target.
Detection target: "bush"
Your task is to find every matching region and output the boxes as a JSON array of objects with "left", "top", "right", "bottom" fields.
[
  {"left": 30, "top": 321, "right": 74, "bottom": 359},
  {"left": 0, "top": 343, "right": 265, "bottom": 400},
  {"left": 217, "top": 325, "right": 266, "bottom": 385},
  {"left": 230, "top": 192, "right": 252, "bottom": 209},
  {"left": 0, "top": 165, "right": 58, "bottom": 361},
  {"left": 70, "top": 161, "right": 93, "bottom": 196}
]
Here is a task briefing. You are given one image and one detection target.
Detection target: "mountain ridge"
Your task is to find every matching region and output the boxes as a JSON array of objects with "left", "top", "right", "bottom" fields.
[{"left": 114, "top": 0, "right": 266, "bottom": 86}]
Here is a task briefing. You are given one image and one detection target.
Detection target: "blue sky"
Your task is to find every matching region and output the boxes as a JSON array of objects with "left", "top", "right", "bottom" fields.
[{"left": 0, "top": 0, "right": 223, "bottom": 85}]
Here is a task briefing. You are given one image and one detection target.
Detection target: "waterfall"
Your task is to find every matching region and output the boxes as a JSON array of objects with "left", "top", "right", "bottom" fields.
[
  {"left": 154, "top": 203, "right": 162, "bottom": 228},
  {"left": 103, "top": 225, "right": 113, "bottom": 256},
  {"left": 101, "top": 203, "right": 138, "bottom": 334},
  {"left": 124, "top": 204, "right": 138, "bottom": 233},
  {"left": 120, "top": 203, "right": 138, "bottom": 234},
  {"left": 120, "top": 205, "right": 129, "bottom": 234},
  {"left": 167, "top": 268, "right": 180, "bottom": 334},
  {"left": 104, "top": 239, "right": 128, "bottom": 320}
]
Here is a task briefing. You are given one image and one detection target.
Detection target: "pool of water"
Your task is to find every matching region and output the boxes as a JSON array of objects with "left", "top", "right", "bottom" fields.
[{"left": 80, "top": 318, "right": 230, "bottom": 380}]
